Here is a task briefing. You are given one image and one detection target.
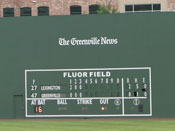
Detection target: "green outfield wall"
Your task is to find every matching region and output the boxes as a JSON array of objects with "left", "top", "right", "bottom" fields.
[{"left": 0, "top": 13, "right": 175, "bottom": 118}]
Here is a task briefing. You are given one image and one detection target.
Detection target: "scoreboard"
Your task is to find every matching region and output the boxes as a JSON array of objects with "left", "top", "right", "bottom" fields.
[{"left": 25, "top": 67, "right": 152, "bottom": 117}]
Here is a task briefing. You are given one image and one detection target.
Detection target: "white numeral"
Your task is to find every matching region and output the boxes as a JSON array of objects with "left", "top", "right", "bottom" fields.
[
  {"left": 79, "top": 79, "right": 82, "bottom": 84},
  {"left": 74, "top": 85, "right": 77, "bottom": 90},
  {"left": 90, "top": 78, "right": 93, "bottom": 84},
  {"left": 101, "top": 78, "right": 103, "bottom": 84},
  {"left": 79, "top": 92, "right": 82, "bottom": 98},
  {"left": 75, "top": 93, "right": 77, "bottom": 98},
  {"left": 95, "top": 79, "right": 98, "bottom": 84},
  {"left": 85, "top": 79, "right": 88, "bottom": 84},
  {"left": 127, "top": 78, "right": 130, "bottom": 83},
  {"left": 128, "top": 84, "right": 131, "bottom": 89},
  {"left": 31, "top": 85, "right": 37, "bottom": 91},
  {"left": 111, "top": 78, "right": 113, "bottom": 84},
  {"left": 31, "top": 93, "right": 37, "bottom": 98},
  {"left": 106, "top": 78, "right": 108, "bottom": 84},
  {"left": 70, "top": 93, "right": 72, "bottom": 98},
  {"left": 69, "top": 79, "right": 72, "bottom": 84},
  {"left": 144, "top": 92, "right": 147, "bottom": 97},
  {"left": 117, "top": 78, "right": 119, "bottom": 84},
  {"left": 79, "top": 85, "right": 82, "bottom": 90},
  {"left": 136, "top": 84, "right": 139, "bottom": 89},
  {"left": 74, "top": 79, "right": 77, "bottom": 84},
  {"left": 70, "top": 85, "right": 72, "bottom": 90}
]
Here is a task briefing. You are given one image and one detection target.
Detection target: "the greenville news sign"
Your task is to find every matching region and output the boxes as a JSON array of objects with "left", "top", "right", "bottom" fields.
[
  {"left": 58, "top": 37, "right": 118, "bottom": 46},
  {"left": 25, "top": 67, "right": 152, "bottom": 117}
]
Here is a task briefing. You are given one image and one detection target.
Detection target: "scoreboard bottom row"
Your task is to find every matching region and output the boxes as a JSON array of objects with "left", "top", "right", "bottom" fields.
[{"left": 25, "top": 67, "right": 152, "bottom": 117}]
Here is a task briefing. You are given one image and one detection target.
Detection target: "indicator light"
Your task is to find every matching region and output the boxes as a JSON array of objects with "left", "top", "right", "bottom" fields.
[{"left": 101, "top": 106, "right": 105, "bottom": 111}]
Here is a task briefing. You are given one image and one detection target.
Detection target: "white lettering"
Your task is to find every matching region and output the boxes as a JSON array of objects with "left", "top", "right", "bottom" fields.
[
  {"left": 77, "top": 99, "right": 92, "bottom": 104},
  {"left": 37, "top": 99, "right": 45, "bottom": 105},
  {"left": 31, "top": 100, "right": 36, "bottom": 105},
  {"left": 57, "top": 99, "right": 68, "bottom": 105},
  {"left": 89, "top": 71, "right": 111, "bottom": 77},
  {"left": 41, "top": 93, "right": 61, "bottom": 98},
  {"left": 63, "top": 72, "right": 88, "bottom": 78},
  {"left": 63, "top": 71, "right": 111, "bottom": 78},
  {"left": 58, "top": 38, "right": 69, "bottom": 46},
  {"left": 59, "top": 37, "right": 118, "bottom": 46},
  {"left": 100, "top": 99, "right": 109, "bottom": 104},
  {"left": 41, "top": 86, "right": 61, "bottom": 90}
]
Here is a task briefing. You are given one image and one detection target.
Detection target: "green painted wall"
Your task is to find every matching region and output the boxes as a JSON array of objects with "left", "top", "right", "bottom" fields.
[{"left": 0, "top": 12, "right": 175, "bottom": 118}]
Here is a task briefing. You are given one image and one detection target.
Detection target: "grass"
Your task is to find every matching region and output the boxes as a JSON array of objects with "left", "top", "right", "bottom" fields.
[{"left": 0, "top": 120, "right": 175, "bottom": 131}]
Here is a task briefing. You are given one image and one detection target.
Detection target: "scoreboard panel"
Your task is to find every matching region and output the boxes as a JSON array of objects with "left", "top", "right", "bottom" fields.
[{"left": 25, "top": 67, "right": 152, "bottom": 117}]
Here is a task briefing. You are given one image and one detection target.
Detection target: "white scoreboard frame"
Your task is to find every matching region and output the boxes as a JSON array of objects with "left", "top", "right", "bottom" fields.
[{"left": 25, "top": 67, "right": 152, "bottom": 117}]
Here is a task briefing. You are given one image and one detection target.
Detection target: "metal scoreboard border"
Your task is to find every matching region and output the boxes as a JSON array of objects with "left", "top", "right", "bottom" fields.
[{"left": 25, "top": 67, "right": 152, "bottom": 118}]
